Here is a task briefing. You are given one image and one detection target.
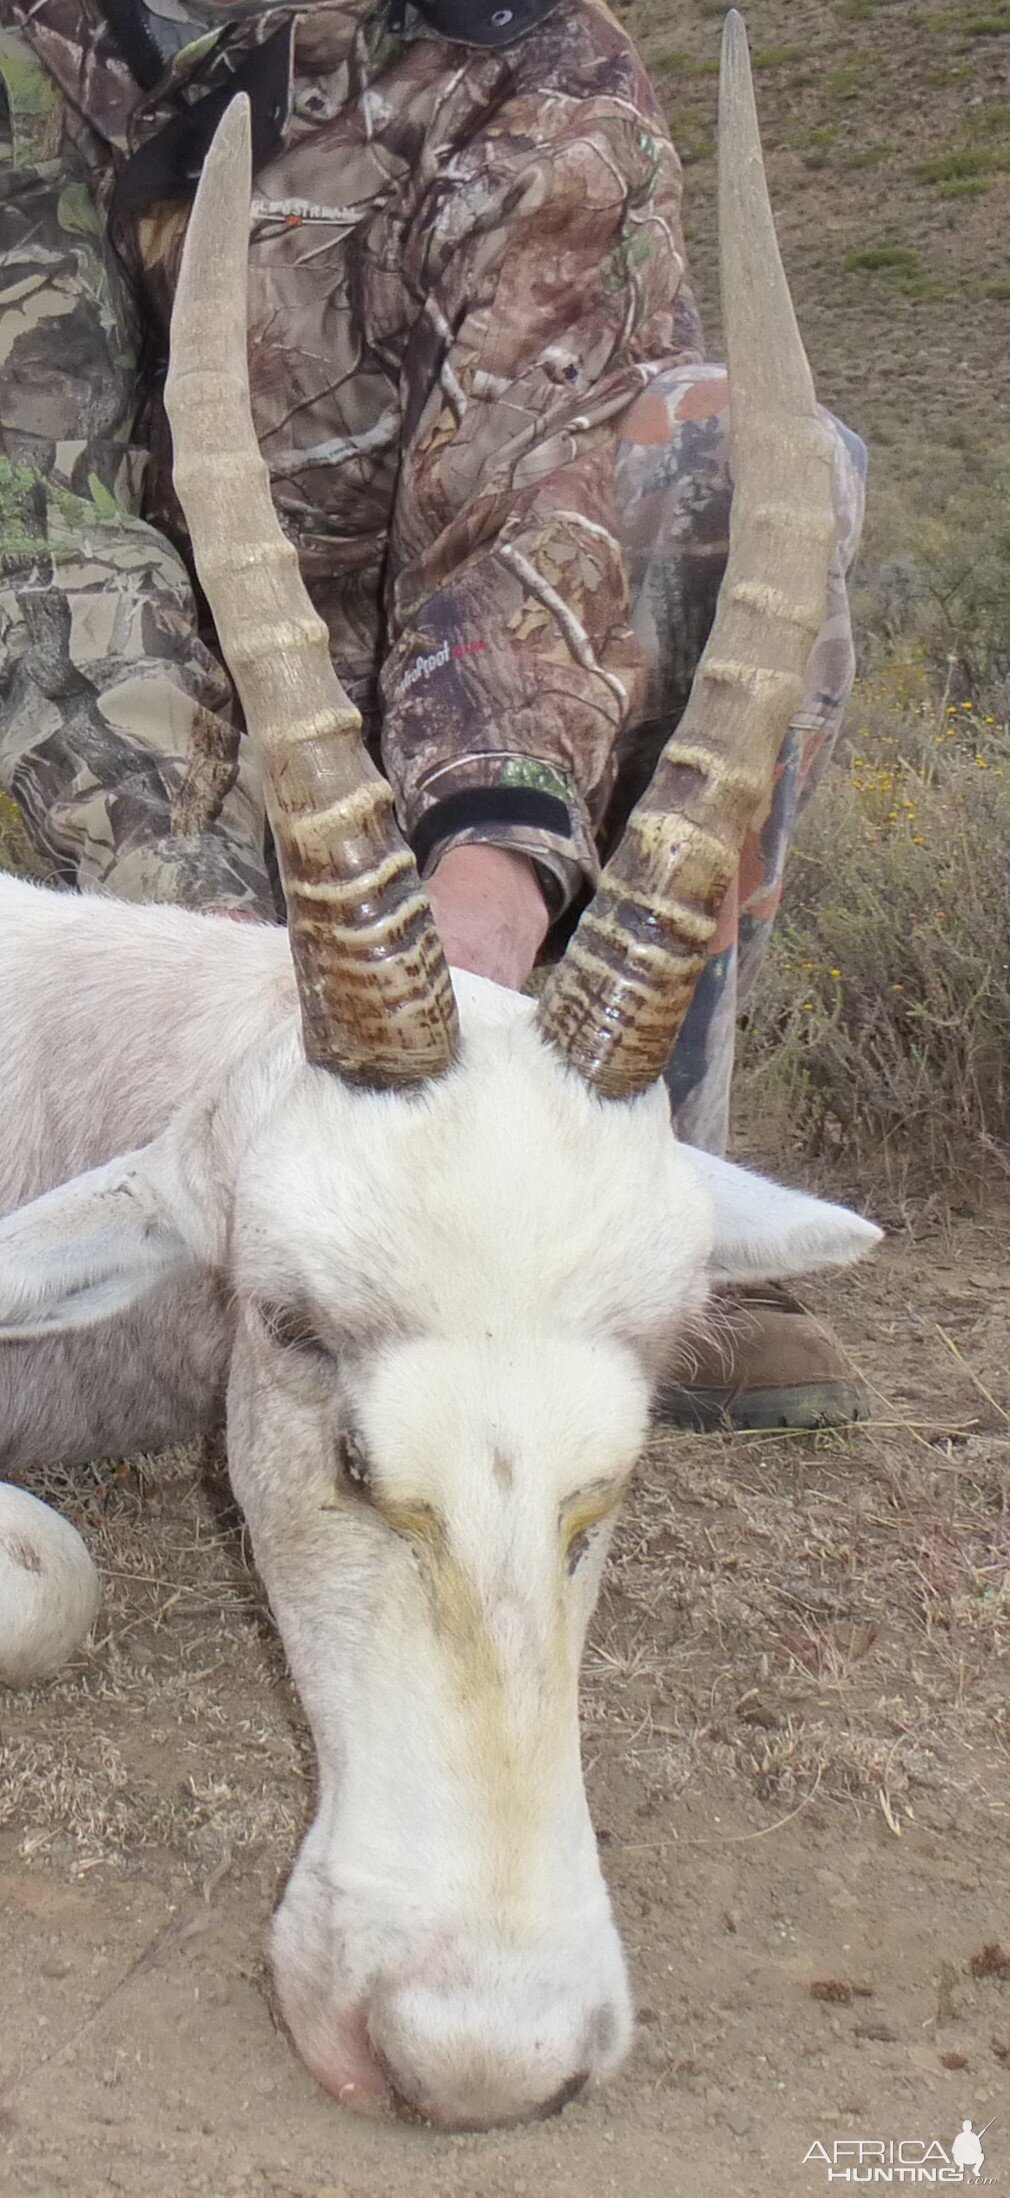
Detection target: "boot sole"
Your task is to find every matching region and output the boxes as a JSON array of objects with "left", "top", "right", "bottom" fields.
[{"left": 655, "top": 1381, "right": 867, "bottom": 1434}]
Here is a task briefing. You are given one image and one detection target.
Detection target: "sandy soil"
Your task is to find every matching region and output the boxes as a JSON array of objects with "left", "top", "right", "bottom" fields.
[{"left": 3, "top": 1200, "right": 1010, "bottom": 2198}]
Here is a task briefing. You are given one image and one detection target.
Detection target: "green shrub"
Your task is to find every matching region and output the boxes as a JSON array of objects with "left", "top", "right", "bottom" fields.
[
  {"left": 843, "top": 244, "right": 920, "bottom": 273},
  {"left": 937, "top": 174, "right": 990, "bottom": 196},
  {"left": 844, "top": 140, "right": 897, "bottom": 168},
  {"left": 826, "top": 60, "right": 869, "bottom": 98},
  {"left": 915, "top": 143, "right": 1010, "bottom": 185},
  {"left": 784, "top": 124, "right": 838, "bottom": 152},
  {"left": 974, "top": 99, "right": 1010, "bottom": 131},
  {"left": 649, "top": 46, "right": 719, "bottom": 78},
  {"left": 897, "top": 273, "right": 951, "bottom": 297}
]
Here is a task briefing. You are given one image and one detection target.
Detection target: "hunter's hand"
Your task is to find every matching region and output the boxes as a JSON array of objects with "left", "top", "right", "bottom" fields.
[{"left": 427, "top": 845, "right": 549, "bottom": 991}]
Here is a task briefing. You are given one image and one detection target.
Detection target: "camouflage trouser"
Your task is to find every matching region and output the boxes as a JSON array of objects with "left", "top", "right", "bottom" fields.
[{"left": 0, "top": 30, "right": 864, "bottom": 1153}]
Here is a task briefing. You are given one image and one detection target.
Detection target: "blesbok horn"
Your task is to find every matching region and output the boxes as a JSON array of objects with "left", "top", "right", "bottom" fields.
[
  {"left": 164, "top": 96, "right": 459, "bottom": 1089},
  {"left": 536, "top": 9, "right": 837, "bottom": 1099}
]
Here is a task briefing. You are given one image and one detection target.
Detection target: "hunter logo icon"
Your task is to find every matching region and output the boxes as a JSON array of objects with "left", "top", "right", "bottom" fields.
[{"left": 952, "top": 2123, "right": 987, "bottom": 2181}]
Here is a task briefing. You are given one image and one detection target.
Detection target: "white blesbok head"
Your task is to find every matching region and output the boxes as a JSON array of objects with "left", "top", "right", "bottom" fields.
[{"left": 0, "top": 13, "right": 880, "bottom": 2130}]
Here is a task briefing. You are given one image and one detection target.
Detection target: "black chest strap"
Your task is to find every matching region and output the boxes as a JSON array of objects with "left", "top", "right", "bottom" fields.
[{"left": 112, "top": 23, "right": 292, "bottom": 217}]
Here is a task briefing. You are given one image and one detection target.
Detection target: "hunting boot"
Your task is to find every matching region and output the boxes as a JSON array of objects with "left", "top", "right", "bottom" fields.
[{"left": 657, "top": 1283, "right": 867, "bottom": 1431}]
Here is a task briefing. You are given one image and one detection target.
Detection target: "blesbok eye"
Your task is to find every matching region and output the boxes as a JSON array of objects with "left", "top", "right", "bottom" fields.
[
  {"left": 563, "top": 1484, "right": 622, "bottom": 1575},
  {"left": 566, "top": 1529, "right": 592, "bottom": 1576},
  {"left": 339, "top": 1430, "right": 372, "bottom": 1492},
  {"left": 257, "top": 1298, "right": 330, "bottom": 1359}
]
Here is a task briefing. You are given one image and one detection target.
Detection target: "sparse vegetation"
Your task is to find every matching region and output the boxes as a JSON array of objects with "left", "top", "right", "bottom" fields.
[
  {"left": 738, "top": 668, "right": 1010, "bottom": 1186},
  {"left": 825, "top": 58, "right": 871, "bottom": 98},
  {"left": 737, "top": 450, "right": 1010, "bottom": 1185},
  {"left": 843, "top": 244, "right": 920, "bottom": 272},
  {"left": 915, "top": 141, "right": 1010, "bottom": 192},
  {"left": 752, "top": 41, "right": 801, "bottom": 67},
  {"left": 783, "top": 122, "right": 837, "bottom": 151},
  {"left": 843, "top": 139, "right": 898, "bottom": 167},
  {"left": 666, "top": 104, "right": 717, "bottom": 164},
  {"left": 650, "top": 44, "right": 719, "bottom": 78}
]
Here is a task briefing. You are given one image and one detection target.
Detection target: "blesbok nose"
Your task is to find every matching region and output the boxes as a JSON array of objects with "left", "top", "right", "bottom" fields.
[{"left": 366, "top": 1958, "right": 619, "bottom": 2130}]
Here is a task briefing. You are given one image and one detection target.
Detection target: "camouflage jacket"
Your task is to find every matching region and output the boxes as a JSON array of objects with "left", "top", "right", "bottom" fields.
[{"left": 7, "top": 0, "right": 703, "bottom": 905}]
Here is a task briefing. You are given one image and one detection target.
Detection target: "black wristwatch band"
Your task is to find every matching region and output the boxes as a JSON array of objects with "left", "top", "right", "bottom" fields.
[{"left": 410, "top": 785, "right": 573, "bottom": 872}]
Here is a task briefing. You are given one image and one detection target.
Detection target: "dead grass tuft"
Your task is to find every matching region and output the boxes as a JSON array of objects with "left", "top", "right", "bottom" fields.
[{"left": 738, "top": 647, "right": 1010, "bottom": 1190}]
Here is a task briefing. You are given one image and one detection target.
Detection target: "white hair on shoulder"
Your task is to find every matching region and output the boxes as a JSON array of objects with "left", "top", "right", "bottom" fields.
[{"left": 0, "top": 1483, "right": 100, "bottom": 1688}]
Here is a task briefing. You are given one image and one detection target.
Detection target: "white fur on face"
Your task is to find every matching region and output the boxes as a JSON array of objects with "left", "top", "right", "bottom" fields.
[{"left": 224, "top": 988, "right": 715, "bottom": 2126}]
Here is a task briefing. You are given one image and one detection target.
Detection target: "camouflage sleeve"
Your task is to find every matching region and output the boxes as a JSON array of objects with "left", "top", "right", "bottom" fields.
[
  {"left": 0, "top": 24, "right": 271, "bottom": 913},
  {"left": 379, "top": 65, "right": 703, "bottom": 913}
]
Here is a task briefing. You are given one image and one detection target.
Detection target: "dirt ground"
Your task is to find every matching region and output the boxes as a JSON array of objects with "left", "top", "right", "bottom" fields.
[{"left": 3, "top": 1193, "right": 1010, "bottom": 2198}]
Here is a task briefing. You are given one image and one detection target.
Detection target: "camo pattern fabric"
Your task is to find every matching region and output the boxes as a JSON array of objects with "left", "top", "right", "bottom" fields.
[
  {"left": 0, "top": 21, "right": 272, "bottom": 906},
  {"left": 0, "top": 0, "right": 865, "bottom": 1146},
  {"left": 0, "top": 0, "right": 703, "bottom": 904}
]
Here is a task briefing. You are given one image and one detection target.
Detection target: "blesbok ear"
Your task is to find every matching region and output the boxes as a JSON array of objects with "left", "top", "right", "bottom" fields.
[
  {"left": 0, "top": 1129, "right": 219, "bottom": 1338},
  {"left": 682, "top": 1147, "right": 883, "bottom": 1283}
]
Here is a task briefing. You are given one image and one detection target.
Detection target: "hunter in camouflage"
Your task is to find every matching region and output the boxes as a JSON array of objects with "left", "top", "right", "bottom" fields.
[{"left": 0, "top": 0, "right": 865, "bottom": 1155}]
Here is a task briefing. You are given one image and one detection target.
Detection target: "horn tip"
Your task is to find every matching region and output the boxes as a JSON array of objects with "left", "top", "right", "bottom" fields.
[
  {"left": 213, "top": 90, "right": 252, "bottom": 163},
  {"left": 721, "top": 10, "right": 750, "bottom": 79}
]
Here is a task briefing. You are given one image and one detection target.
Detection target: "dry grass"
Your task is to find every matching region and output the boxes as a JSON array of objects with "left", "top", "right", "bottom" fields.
[
  {"left": 586, "top": 1393, "right": 1010, "bottom": 1833},
  {"left": 736, "top": 651, "right": 1010, "bottom": 1188},
  {"left": 1, "top": 1445, "right": 311, "bottom": 1876}
]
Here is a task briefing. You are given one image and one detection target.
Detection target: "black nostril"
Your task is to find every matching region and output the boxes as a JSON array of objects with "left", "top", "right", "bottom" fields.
[
  {"left": 534, "top": 2068, "right": 590, "bottom": 2120},
  {"left": 374, "top": 2038, "right": 591, "bottom": 2131},
  {"left": 370, "top": 2041, "right": 427, "bottom": 2123}
]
